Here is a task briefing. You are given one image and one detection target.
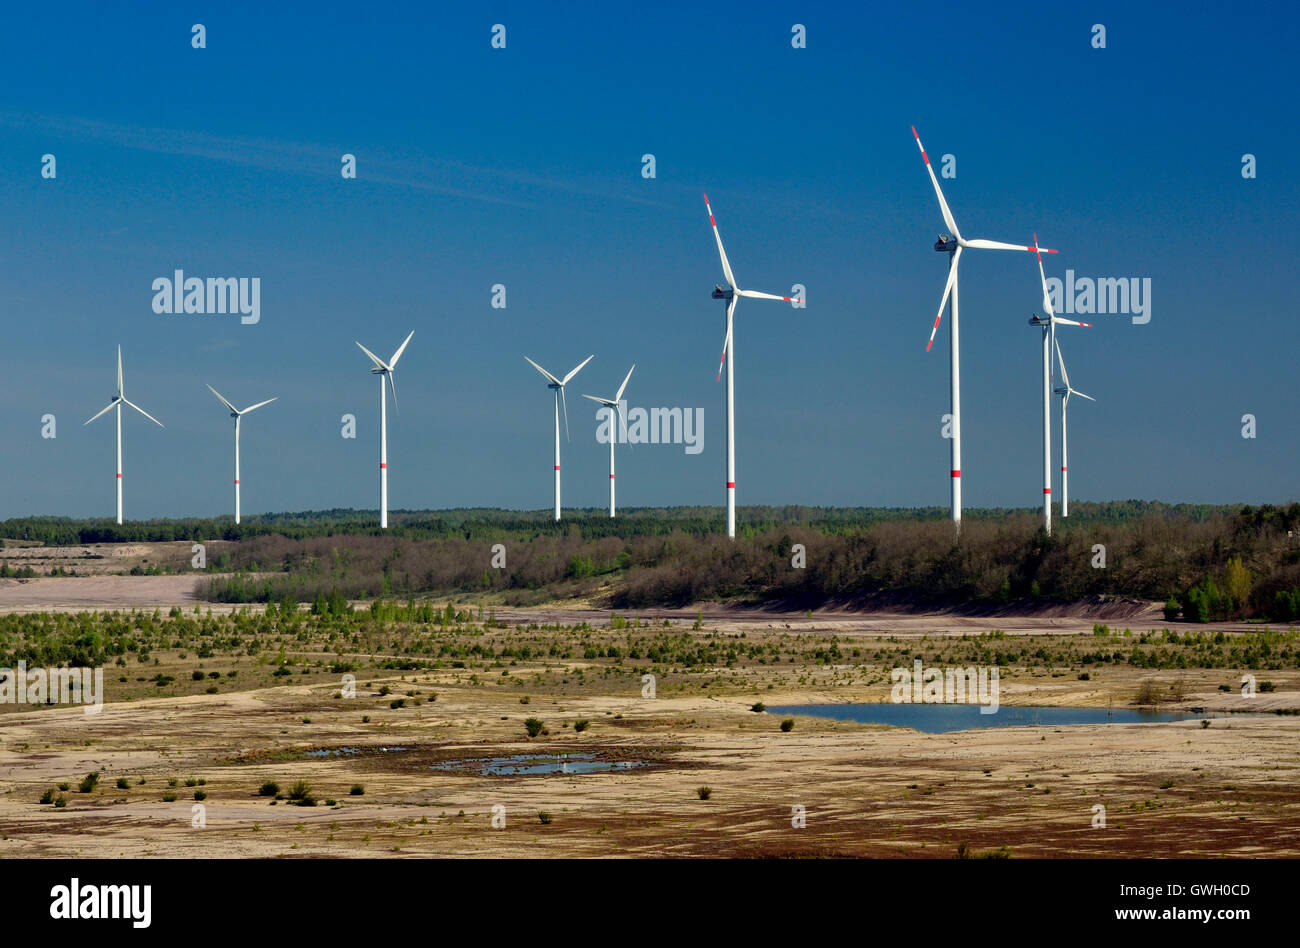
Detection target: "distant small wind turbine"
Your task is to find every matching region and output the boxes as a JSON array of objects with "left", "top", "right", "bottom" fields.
[
  {"left": 911, "top": 126, "right": 1056, "bottom": 531},
  {"left": 83, "top": 346, "right": 163, "bottom": 525},
  {"left": 582, "top": 364, "right": 635, "bottom": 518},
  {"left": 206, "top": 385, "right": 277, "bottom": 525},
  {"left": 356, "top": 331, "right": 414, "bottom": 529},
  {"left": 703, "top": 194, "right": 801, "bottom": 539},
  {"left": 1028, "top": 234, "right": 1089, "bottom": 535},
  {"left": 525, "top": 354, "right": 593, "bottom": 521},
  {"left": 1054, "top": 337, "right": 1095, "bottom": 519}
]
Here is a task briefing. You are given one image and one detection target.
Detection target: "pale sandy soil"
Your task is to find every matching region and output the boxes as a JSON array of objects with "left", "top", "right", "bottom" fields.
[
  {"left": 1, "top": 567, "right": 1295, "bottom": 858},
  {"left": 0, "top": 575, "right": 204, "bottom": 612},
  {"left": 0, "top": 667, "right": 1295, "bottom": 858}
]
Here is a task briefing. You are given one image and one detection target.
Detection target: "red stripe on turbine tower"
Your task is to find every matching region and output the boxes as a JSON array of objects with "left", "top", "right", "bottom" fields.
[
  {"left": 726, "top": 481, "right": 735, "bottom": 489},
  {"left": 234, "top": 480, "right": 240, "bottom": 485},
  {"left": 116, "top": 473, "right": 122, "bottom": 479},
  {"left": 379, "top": 463, "right": 387, "bottom": 469},
  {"left": 1043, "top": 488, "right": 1052, "bottom": 494},
  {"left": 609, "top": 474, "right": 615, "bottom": 478},
  {"left": 951, "top": 470, "right": 961, "bottom": 477},
  {"left": 554, "top": 465, "right": 560, "bottom": 471}
]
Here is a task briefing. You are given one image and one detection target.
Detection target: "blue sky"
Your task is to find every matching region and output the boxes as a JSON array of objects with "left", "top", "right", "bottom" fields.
[{"left": 1, "top": 1, "right": 1296, "bottom": 519}]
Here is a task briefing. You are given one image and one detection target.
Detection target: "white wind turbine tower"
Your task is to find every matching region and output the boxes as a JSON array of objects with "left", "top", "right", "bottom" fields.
[
  {"left": 703, "top": 194, "right": 801, "bottom": 539},
  {"left": 1054, "top": 336, "right": 1095, "bottom": 519},
  {"left": 206, "top": 385, "right": 277, "bottom": 525},
  {"left": 582, "top": 364, "right": 635, "bottom": 518},
  {"left": 525, "top": 354, "right": 593, "bottom": 521},
  {"left": 911, "top": 127, "right": 1056, "bottom": 531},
  {"left": 1027, "top": 235, "right": 1089, "bottom": 535},
  {"left": 356, "top": 331, "right": 414, "bottom": 529},
  {"left": 83, "top": 345, "right": 164, "bottom": 525}
]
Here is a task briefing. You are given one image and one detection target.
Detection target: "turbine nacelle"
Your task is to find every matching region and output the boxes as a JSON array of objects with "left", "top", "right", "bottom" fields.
[
  {"left": 712, "top": 284, "right": 735, "bottom": 300},
  {"left": 934, "top": 234, "right": 955, "bottom": 253}
]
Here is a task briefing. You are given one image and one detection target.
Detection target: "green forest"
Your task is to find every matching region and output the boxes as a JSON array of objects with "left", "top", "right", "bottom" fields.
[{"left": 4, "top": 502, "right": 1298, "bottom": 621}]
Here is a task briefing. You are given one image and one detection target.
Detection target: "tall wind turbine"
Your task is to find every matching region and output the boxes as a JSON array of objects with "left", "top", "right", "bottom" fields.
[
  {"left": 1054, "top": 337, "right": 1095, "bottom": 519},
  {"left": 206, "top": 385, "right": 277, "bottom": 525},
  {"left": 703, "top": 194, "right": 801, "bottom": 539},
  {"left": 582, "top": 365, "right": 635, "bottom": 518},
  {"left": 911, "top": 127, "right": 1056, "bottom": 531},
  {"left": 356, "top": 331, "right": 414, "bottom": 529},
  {"left": 1027, "top": 235, "right": 1089, "bottom": 535},
  {"left": 525, "top": 354, "right": 593, "bottom": 521},
  {"left": 83, "top": 346, "right": 164, "bottom": 525}
]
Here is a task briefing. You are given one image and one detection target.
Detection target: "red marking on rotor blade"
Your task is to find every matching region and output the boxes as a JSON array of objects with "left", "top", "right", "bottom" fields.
[
  {"left": 951, "top": 470, "right": 961, "bottom": 478},
  {"left": 726, "top": 482, "right": 735, "bottom": 489}
]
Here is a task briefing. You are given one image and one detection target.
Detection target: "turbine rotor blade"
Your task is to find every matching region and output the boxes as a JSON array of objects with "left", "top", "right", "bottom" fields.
[
  {"left": 1054, "top": 336, "right": 1071, "bottom": 391},
  {"left": 561, "top": 387, "right": 571, "bottom": 441},
  {"left": 207, "top": 384, "right": 238, "bottom": 413},
  {"left": 123, "top": 397, "right": 164, "bottom": 428},
  {"left": 704, "top": 194, "right": 737, "bottom": 289},
  {"left": 615, "top": 364, "right": 635, "bottom": 403},
  {"left": 84, "top": 401, "right": 117, "bottom": 425},
  {"left": 241, "top": 396, "right": 278, "bottom": 414},
  {"left": 581, "top": 394, "right": 615, "bottom": 405},
  {"left": 387, "top": 372, "right": 399, "bottom": 416},
  {"left": 562, "top": 354, "right": 594, "bottom": 385},
  {"left": 927, "top": 245, "right": 961, "bottom": 352},
  {"left": 388, "top": 330, "right": 415, "bottom": 368},
  {"left": 117, "top": 345, "right": 124, "bottom": 396},
  {"left": 965, "top": 238, "right": 1057, "bottom": 253},
  {"left": 1033, "top": 233, "right": 1055, "bottom": 319},
  {"left": 356, "top": 341, "right": 390, "bottom": 372},
  {"left": 524, "top": 356, "right": 562, "bottom": 386},
  {"left": 1072, "top": 389, "right": 1096, "bottom": 402},
  {"left": 717, "top": 295, "right": 738, "bottom": 381},
  {"left": 911, "top": 127, "right": 961, "bottom": 242},
  {"left": 736, "top": 289, "right": 799, "bottom": 303}
]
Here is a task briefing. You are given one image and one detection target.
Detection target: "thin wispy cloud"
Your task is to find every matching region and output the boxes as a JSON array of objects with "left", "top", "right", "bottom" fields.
[{"left": 0, "top": 109, "right": 669, "bottom": 211}]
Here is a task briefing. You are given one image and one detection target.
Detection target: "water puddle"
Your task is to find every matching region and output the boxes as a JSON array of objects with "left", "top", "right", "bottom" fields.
[{"left": 766, "top": 704, "right": 1267, "bottom": 735}]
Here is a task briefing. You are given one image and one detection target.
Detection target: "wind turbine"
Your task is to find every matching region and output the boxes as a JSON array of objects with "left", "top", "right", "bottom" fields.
[
  {"left": 356, "top": 331, "right": 414, "bottom": 529},
  {"left": 1027, "top": 235, "right": 1090, "bottom": 535},
  {"left": 83, "top": 346, "right": 163, "bottom": 525},
  {"left": 206, "top": 385, "right": 277, "bottom": 525},
  {"left": 911, "top": 127, "right": 1057, "bottom": 531},
  {"left": 525, "top": 354, "right": 593, "bottom": 521},
  {"left": 582, "top": 365, "right": 635, "bottom": 518},
  {"left": 703, "top": 194, "right": 801, "bottom": 539},
  {"left": 1054, "top": 337, "right": 1095, "bottom": 519}
]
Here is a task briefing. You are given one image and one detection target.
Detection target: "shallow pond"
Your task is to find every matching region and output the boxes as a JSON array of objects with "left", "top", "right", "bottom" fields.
[
  {"left": 765, "top": 704, "right": 1258, "bottom": 734},
  {"left": 429, "top": 754, "right": 644, "bottom": 776}
]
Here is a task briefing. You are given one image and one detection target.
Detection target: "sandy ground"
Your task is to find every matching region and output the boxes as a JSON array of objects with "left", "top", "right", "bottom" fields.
[
  {"left": 1, "top": 664, "right": 1295, "bottom": 858},
  {"left": 1, "top": 567, "right": 1295, "bottom": 858},
  {"left": 0, "top": 575, "right": 204, "bottom": 612}
]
